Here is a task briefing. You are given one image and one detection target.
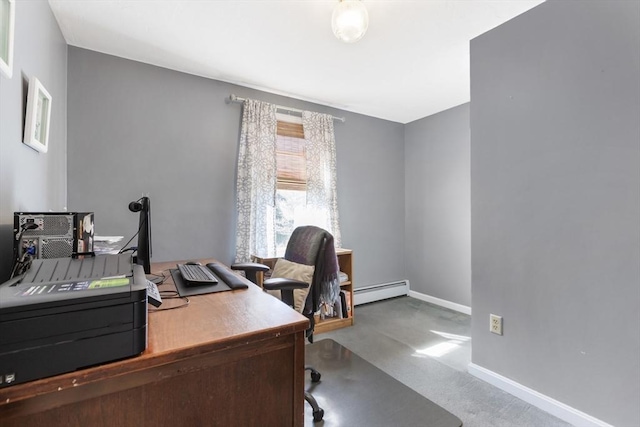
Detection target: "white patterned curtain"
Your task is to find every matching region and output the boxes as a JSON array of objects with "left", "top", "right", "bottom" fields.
[
  {"left": 302, "top": 111, "right": 342, "bottom": 248},
  {"left": 235, "top": 99, "right": 278, "bottom": 263}
]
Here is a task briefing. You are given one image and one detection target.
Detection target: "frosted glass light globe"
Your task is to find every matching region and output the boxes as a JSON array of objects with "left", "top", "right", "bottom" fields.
[{"left": 331, "top": 0, "right": 369, "bottom": 43}]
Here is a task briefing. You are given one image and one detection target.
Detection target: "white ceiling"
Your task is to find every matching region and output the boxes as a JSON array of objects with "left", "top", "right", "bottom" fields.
[{"left": 48, "top": 0, "right": 544, "bottom": 124}]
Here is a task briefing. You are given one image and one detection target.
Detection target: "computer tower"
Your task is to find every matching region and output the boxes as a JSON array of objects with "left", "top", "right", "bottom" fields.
[{"left": 13, "top": 212, "right": 94, "bottom": 260}]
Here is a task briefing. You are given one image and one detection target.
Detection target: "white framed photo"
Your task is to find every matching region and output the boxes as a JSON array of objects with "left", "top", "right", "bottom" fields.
[
  {"left": 0, "top": 0, "right": 15, "bottom": 78},
  {"left": 24, "top": 77, "right": 52, "bottom": 153}
]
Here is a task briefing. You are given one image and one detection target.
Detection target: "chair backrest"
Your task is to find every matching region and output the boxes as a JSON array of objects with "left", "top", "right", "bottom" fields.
[{"left": 283, "top": 226, "right": 330, "bottom": 317}]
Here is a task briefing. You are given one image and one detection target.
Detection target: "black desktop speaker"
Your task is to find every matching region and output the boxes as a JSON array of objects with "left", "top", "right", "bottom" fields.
[{"left": 13, "top": 212, "right": 95, "bottom": 260}]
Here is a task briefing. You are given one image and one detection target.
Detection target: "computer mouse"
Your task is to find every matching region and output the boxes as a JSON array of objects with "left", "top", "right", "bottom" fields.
[{"left": 186, "top": 261, "right": 201, "bottom": 266}]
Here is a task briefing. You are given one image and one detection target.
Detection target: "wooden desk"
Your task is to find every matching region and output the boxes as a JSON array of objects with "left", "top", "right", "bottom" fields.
[{"left": 0, "top": 259, "right": 309, "bottom": 427}]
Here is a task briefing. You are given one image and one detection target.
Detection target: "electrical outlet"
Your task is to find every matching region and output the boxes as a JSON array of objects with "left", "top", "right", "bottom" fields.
[{"left": 490, "top": 314, "right": 503, "bottom": 335}]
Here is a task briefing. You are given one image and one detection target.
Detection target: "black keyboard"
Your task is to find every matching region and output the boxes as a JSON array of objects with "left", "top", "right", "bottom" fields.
[{"left": 177, "top": 264, "right": 219, "bottom": 286}]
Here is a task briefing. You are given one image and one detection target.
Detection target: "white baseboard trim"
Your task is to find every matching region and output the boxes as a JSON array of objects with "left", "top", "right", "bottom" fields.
[
  {"left": 468, "top": 363, "right": 613, "bottom": 427},
  {"left": 408, "top": 290, "right": 471, "bottom": 315},
  {"left": 353, "top": 280, "right": 409, "bottom": 306}
]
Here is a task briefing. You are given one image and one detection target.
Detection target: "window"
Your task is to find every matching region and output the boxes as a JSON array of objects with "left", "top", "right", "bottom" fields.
[
  {"left": 276, "top": 121, "right": 306, "bottom": 191},
  {"left": 235, "top": 99, "right": 341, "bottom": 262},
  {"left": 274, "top": 119, "right": 307, "bottom": 253}
]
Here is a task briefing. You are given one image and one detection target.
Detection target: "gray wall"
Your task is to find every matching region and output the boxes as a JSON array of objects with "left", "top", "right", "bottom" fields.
[
  {"left": 470, "top": 1, "right": 640, "bottom": 425},
  {"left": 67, "top": 47, "right": 405, "bottom": 288},
  {"left": 0, "top": 1, "right": 67, "bottom": 280},
  {"left": 404, "top": 104, "right": 470, "bottom": 307}
]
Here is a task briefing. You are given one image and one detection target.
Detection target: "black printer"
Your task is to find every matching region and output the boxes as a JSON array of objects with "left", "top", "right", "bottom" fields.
[{"left": 0, "top": 254, "right": 147, "bottom": 388}]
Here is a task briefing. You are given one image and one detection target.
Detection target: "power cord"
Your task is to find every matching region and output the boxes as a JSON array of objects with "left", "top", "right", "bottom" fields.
[
  {"left": 10, "top": 223, "right": 39, "bottom": 278},
  {"left": 148, "top": 269, "right": 190, "bottom": 312},
  {"left": 118, "top": 213, "right": 148, "bottom": 254}
]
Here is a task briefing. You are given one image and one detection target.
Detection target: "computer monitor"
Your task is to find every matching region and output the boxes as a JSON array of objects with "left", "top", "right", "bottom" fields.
[{"left": 128, "top": 196, "right": 152, "bottom": 274}]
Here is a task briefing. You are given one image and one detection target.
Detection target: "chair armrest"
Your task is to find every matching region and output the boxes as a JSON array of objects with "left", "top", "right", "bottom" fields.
[
  {"left": 230, "top": 262, "right": 270, "bottom": 285},
  {"left": 230, "top": 262, "right": 270, "bottom": 272},
  {"left": 264, "top": 277, "right": 309, "bottom": 291}
]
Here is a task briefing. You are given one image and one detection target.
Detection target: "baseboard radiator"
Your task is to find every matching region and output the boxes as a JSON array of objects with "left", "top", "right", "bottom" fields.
[{"left": 353, "top": 280, "right": 409, "bottom": 306}]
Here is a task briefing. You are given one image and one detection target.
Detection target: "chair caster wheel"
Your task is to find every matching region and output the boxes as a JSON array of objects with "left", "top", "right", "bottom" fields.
[
  {"left": 311, "top": 371, "right": 321, "bottom": 383},
  {"left": 313, "top": 408, "right": 324, "bottom": 422}
]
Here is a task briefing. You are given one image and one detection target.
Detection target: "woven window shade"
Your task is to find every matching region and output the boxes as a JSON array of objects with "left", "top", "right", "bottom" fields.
[
  {"left": 277, "top": 121, "right": 305, "bottom": 139},
  {"left": 276, "top": 121, "right": 306, "bottom": 191}
]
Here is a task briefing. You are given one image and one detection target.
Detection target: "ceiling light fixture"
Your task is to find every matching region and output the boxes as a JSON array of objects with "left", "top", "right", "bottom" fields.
[{"left": 331, "top": 0, "right": 369, "bottom": 43}]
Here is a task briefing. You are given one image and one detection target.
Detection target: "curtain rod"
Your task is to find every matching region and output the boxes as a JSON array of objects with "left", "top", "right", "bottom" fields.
[{"left": 226, "top": 94, "right": 346, "bottom": 123}]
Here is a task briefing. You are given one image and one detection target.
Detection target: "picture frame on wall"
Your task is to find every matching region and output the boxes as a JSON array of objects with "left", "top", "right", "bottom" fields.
[
  {"left": 0, "top": 0, "right": 15, "bottom": 78},
  {"left": 24, "top": 77, "right": 52, "bottom": 153}
]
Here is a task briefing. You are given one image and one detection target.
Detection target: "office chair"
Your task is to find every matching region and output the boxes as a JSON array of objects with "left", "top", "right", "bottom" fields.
[{"left": 232, "top": 225, "right": 340, "bottom": 422}]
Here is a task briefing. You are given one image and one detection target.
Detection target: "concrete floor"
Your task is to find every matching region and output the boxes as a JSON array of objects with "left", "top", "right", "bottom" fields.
[
  {"left": 319, "top": 296, "right": 472, "bottom": 371},
  {"left": 313, "top": 296, "right": 571, "bottom": 427}
]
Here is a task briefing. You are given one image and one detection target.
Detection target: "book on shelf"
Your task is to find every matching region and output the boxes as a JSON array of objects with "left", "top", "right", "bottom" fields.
[
  {"left": 339, "top": 291, "right": 348, "bottom": 318},
  {"left": 343, "top": 290, "right": 351, "bottom": 318},
  {"left": 335, "top": 298, "right": 343, "bottom": 319}
]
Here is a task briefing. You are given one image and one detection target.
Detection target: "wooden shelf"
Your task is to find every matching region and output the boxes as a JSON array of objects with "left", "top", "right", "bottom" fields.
[
  {"left": 252, "top": 248, "right": 354, "bottom": 334},
  {"left": 314, "top": 316, "right": 352, "bottom": 334}
]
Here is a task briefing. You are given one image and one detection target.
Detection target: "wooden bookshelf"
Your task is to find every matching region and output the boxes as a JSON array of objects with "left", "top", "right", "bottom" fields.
[{"left": 252, "top": 248, "right": 354, "bottom": 334}]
